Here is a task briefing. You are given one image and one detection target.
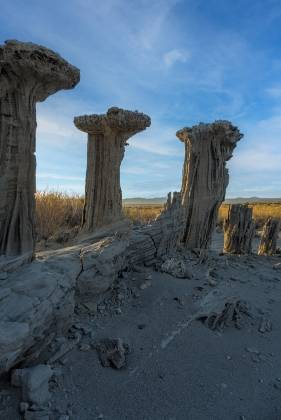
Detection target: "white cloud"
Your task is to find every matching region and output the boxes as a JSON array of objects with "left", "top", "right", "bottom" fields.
[
  {"left": 163, "top": 49, "right": 191, "bottom": 68},
  {"left": 265, "top": 86, "right": 281, "bottom": 98}
]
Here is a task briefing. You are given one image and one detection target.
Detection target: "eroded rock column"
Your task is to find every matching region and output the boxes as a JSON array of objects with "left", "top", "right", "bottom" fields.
[
  {"left": 74, "top": 107, "right": 150, "bottom": 231},
  {"left": 258, "top": 218, "right": 280, "bottom": 255},
  {"left": 176, "top": 121, "right": 243, "bottom": 249},
  {"left": 0, "top": 40, "right": 80, "bottom": 258},
  {"left": 223, "top": 204, "right": 255, "bottom": 254}
]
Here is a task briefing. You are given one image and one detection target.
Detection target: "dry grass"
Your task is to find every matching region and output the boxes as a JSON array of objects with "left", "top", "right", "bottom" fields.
[
  {"left": 35, "top": 192, "right": 281, "bottom": 241},
  {"left": 123, "top": 205, "right": 163, "bottom": 224},
  {"left": 219, "top": 203, "right": 281, "bottom": 227},
  {"left": 35, "top": 191, "right": 84, "bottom": 240}
]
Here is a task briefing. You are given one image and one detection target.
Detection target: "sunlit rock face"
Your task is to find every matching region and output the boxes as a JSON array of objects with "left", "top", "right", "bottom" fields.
[{"left": 177, "top": 121, "right": 243, "bottom": 250}]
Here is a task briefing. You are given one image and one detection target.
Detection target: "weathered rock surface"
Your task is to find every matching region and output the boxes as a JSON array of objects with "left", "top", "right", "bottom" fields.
[
  {"left": 0, "top": 40, "right": 80, "bottom": 258},
  {"left": 176, "top": 121, "right": 243, "bottom": 249},
  {"left": 0, "top": 246, "right": 81, "bottom": 373},
  {"left": 77, "top": 235, "right": 129, "bottom": 300},
  {"left": 11, "top": 364, "right": 53, "bottom": 405},
  {"left": 223, "top": 204, "right": 255, "bottom": 254},
  {"left": 74, "top": 107, "right": 151, "bottom": 232},
  {"left": 258, "top": 218, "right": 280, "bottom": 256}
]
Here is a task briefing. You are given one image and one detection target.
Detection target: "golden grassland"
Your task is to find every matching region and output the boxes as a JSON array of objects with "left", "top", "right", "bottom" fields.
[
  {"left": 219, "top": 203, "right": 281, "bottom": 226},
  {"left": 35, "top": 192, "right": 281, "bottom": 241}
]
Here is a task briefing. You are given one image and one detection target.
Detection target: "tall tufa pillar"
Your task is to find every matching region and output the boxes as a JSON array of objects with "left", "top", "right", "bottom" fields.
[
  {"left": 176, "top": 121, "right": 243, "bottom": 249},
  {"left": 74, "top": 107, "right": 151, "bottom": 231},
  {"left": 0, "top": 40, "right": 80, "bottom": 259},
  {"left": 223, "top": 204, "right": 255, "bottom": 254},
  {"left": 258, "top": 218, "right": 280, "bottom": 256}
]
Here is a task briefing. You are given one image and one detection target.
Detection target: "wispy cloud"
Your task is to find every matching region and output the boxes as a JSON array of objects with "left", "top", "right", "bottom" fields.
[
  {"left": 265, "top": 86, "right": 281, "bottom": 98},
  {"left": 163, "top": 49, "right": 191, "bottom": 67}
]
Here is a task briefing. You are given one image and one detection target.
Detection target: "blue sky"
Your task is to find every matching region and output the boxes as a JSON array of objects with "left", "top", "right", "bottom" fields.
[{"left": 1, "top": 0, "right": 281, "bottom": 198}]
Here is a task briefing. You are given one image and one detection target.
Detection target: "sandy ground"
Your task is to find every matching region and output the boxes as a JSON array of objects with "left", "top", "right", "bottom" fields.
[{"left": 1, "top": 233, "right": 281, "bottom": 420}]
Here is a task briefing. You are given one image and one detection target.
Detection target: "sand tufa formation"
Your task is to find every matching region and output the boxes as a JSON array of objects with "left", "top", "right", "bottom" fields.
[
  {"left": 258, "top": 218, "right": 280, "bottom": 256},
  {"left": 176, "top": 121, "right": 243, "bottom": 250},
  {"left": 0, "top": 40, "right": 80, "bottom": 259},
  {"left": 74, "top": 107, "right": 151, "bottom": 232},
  {"left": 223, "top": 204, "right": 255, "bottom": 254}
]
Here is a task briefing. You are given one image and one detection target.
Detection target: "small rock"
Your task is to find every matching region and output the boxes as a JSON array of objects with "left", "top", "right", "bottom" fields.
[
  {"left": 173, "top": 296, "right": 184, "bottom": 306},
  {"left": 139, "top": 281, "right": 151, "bottom": 290},
  {"left": 132, "top": 288, "right": 140, "bottom": 298},
  {"left": 83, "top": 302, "right": 98, "bottom": 313},
  {"left": 79, "top": 343, "right": 91, "bottom": 352},
  {"left": 95, "top": 338, "right": 130, "bottom": 369},
  {"left": 273, "top": 381, "right": 281, "bottom": 390},
  {"left": 245, "top": 347, "right": 260, "bottom": 355},
  {"left": 19, "top": 401, "right": 29, "bottom": 413},
  {"left": 0, "top": 271, "right": 8, "bottom": 280},
  {"left": 208, "top": 277, "right": 217, "bottom": 287},
  {"left": 258, "top": 317, "right": 272, "bottom": 333}
]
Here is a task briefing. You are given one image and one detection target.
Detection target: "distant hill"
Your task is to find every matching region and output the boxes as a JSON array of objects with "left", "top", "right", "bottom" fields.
[
  {"left": 224, "top": 197, "right": 281, "bottom": 204},
  {"left": 123, "top": 197, "right": 166, "bottom": 205},
  {"left": 123, "top": 197, "right": 281, "bottom": 205}
]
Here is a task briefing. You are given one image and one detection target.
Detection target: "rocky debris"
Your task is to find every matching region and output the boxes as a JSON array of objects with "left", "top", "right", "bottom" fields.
[
  {"left": 176, "top": 121, "right": 243, "bottom": 249},
  {"left": 95, "top": 338, "right": 130, "bottom": 369},
  {"left": 11, "top": 364, "right": 53, "bottom": 406},
  {"left": 74, "top": 107, "right": 151, "bottom": 232},
  {"left": 161, "top": 257, "right": 193, "bottom": 279},
  {"left": 258, "top": 218, "right": 280, "bottom": 255},
  {"left": 0, "top": 40, "right": 79, "bottom": 258},
  {"left": 196, "top": 289, "right": 251, "bottom": 331},
  {"left": 223, "top": 204, "right": 255, "bottom": 254}
]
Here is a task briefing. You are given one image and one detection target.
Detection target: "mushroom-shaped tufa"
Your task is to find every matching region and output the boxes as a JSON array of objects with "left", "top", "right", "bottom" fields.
[
  {"left": 0, "top": 40, "right": 80, "bottom": 100},
  {"left": 0, "top": 40, "right": 80, "bottom": 259},
  {"left": 74, "top": 107, "right": 151, "bottom": 232},
  {"left": 74, "top": 106, "right": 151, "bottom": 136}
]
